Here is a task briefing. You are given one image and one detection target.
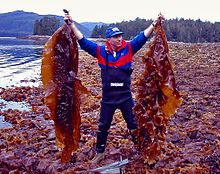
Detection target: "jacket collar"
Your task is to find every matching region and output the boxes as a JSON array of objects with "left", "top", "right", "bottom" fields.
[{"left": 105, "top": 40, "right": 126, "bottom": 53}]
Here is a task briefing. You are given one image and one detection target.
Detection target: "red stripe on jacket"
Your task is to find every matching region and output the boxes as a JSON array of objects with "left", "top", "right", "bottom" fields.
[{"left": 97, "top": 41, "right": 133, "bottom": 67}]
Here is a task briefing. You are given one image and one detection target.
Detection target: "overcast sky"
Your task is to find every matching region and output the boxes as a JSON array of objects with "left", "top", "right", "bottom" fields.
[{"left": 0, "top": 0, "right": 219, "bottom": 23}]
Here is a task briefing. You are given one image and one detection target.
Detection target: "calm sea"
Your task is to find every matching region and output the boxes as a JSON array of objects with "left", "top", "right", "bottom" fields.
[
  {"left": 0, "top": 37, "right": 44, "bottom": 128},
  {"left": 0, "top": 37, "right": 44, "bottom": 88}
]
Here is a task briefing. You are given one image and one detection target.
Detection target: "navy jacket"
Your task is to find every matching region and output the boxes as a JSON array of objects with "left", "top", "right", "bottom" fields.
[{"left": 78, "top": 32, "right": 149, "bottom": 104}]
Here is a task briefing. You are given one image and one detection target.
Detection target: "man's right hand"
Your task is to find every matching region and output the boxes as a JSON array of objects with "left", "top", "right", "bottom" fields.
[
  {"left": 64, "top": 14, "right": 73, "bottom": 25},
  {"left": 64, "top": 14, "right": 84, "bottom": 40}
]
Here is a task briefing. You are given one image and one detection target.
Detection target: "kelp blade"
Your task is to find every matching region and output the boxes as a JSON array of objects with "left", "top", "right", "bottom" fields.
[
  {"left": 41, "top": 24, "right": 80, "bottom": 163},
  {"left": 134, "top": 21, "right": 182, "bottom": 164}
]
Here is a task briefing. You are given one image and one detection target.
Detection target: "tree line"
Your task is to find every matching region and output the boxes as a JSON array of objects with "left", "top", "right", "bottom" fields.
[
  {"left": 33, "top": 16, "right": 61, "bottom": 36},
  {"left": 91, "top": 18, "right": 220, "bottom": 43},
  {"left": 33, "top": 16, "right": 91, "bottom": 37},
  {"left": 33, "top": 16, "right": 220, "bottom": 43}
]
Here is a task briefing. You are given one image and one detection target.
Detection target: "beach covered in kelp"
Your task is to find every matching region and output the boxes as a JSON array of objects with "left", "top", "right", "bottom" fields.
[{"left": 0, "top": 42, "right": 219, "bottom": 173}]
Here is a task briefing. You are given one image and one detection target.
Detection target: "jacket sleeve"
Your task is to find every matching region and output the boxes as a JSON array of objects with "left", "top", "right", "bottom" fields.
[
  {"left": 130, "top": 31, "right": 149, "bottom": 55},
  {"left": 78, "top": 37, "right": 98, "bottom": 57}
]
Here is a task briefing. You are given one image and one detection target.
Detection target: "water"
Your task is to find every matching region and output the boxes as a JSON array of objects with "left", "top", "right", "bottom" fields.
[
  {"left": 0, "top": 37, "right": 44, "bottom": 128},
  {"left": 0, "top": 116, "right": 12, "bottom": 128},
  {"left": 0, "top": 98, "right": 31, "bottom": 111},
  {"left": 0, "top": 98, "right": 31, "bottom": 128},
  {"left": 0, "top": 37, "right": 44, "bottom": 88}
]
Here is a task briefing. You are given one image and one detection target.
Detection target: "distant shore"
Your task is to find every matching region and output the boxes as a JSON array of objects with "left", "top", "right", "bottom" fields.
[
  {"left": 17, "top": 35, "right": 50, "bottom": 44},
  {"left": 17, "top": 35, "right": 107, "bottom": 45}
]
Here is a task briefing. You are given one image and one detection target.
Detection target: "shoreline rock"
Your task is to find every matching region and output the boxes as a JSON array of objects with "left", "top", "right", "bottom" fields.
[
  {"left": 17, "top": 35, "right": 50, "bottom": 44},
  {"left": 0, "top": 43, "right": 220, "bottom": 173}
]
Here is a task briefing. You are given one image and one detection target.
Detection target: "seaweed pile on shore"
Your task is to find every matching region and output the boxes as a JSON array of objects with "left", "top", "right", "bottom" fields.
[{"left": 0, "top": 42, "right": 219, "bottom": 173}]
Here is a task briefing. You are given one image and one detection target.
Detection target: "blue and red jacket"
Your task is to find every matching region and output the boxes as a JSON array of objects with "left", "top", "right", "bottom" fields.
[{"left": 78, "top": 31, "right": 149, "bottom": 104}]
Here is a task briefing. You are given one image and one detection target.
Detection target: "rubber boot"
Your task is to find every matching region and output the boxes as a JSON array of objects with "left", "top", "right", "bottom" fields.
[
  {"left": 96, "top": 130, "right": 108, "bottom": 153},
  {"left": 91, "top": 131, "right": 108, "bottom": 164}
]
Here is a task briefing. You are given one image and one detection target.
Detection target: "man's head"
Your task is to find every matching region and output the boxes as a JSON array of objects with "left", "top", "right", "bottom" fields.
[
  {"left": 105, "top": 27, "right": 124, "bottom": 38},
  {"left": 105, "top": 27, "right": 124, "bottom": 51}
]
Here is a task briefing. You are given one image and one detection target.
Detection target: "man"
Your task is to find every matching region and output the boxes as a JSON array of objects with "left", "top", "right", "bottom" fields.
[{"left": 65, "top": 14, "right": 163, "bottom": 163}]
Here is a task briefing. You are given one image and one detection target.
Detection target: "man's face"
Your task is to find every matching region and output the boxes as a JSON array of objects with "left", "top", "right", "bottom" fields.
[{"left": 108, "top": 34, "right": 123, "bottom": 50}]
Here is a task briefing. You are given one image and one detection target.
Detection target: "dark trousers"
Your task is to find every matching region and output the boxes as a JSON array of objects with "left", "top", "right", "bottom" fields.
[{"left": 96, "top": 98, "right": 137, "bottom": 153}]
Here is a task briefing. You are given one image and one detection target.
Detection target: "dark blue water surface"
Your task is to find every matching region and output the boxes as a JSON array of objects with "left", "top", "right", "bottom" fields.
[{"left": 0, "top": 37, "right": 44, "bottom": 87}]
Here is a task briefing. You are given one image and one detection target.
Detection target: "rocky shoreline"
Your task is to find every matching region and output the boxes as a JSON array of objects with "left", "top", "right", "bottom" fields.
[
  {"left": 16, "top": 35, "right": 50, "bottom": 45},
  {"left": 0, "top": 42, "right": 219, "bottom": 173}
]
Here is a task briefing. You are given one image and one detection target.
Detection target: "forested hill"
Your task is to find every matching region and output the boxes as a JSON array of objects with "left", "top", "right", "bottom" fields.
[
  {"left": 0, "top": 10, "right": 91, "bottom": 37},
  {"left": 91, "top": 18, "right": 220, "bottom": 43},
  {"left": 1, "top": 11, "right": 219, "bottom": 43}
]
